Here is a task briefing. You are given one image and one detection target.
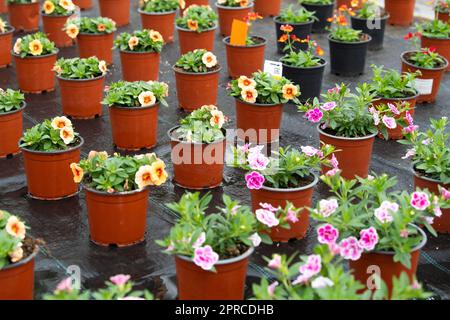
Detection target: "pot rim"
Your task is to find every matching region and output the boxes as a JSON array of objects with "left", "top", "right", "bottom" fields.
[
  {"left": 370, "top": 224, "right": 427, "bottom": 255},
  {"left": 280, "top": 58, "right": 328, "bottom": 70},
  {"left": 351, "top": 12, "right": 390, "bottom": 21},
  {"left": 82, "top": 184, "right": 150, "bottom": 196},
  {"left": 7, "top": 2, "right": 39, "bottom": 6},
  {"left": 411, "top": 167, "right": 446, "bottom": 185},
  {"left": 177, "top": 246, "right": 254, "bottom": 265},
  {"left": 223, "top": 35, "right": 267, "bottom": 48},
  {"left": 172, "top": 64, "right": 222, "bottom": 75},
  {"left": 259, "top": 173, "right": 319, "bottom": 192},
  {"left": 56, "top": 73, "right": 106, "bottom": 82},
  {"left": 422, "top": 34, "right": 450, "bottom": 41},
  {"left": 19, "top": 136, "right": 84, "bottom": 154},
  {"left": 176, "top": 24, "right": 218, "bottom": 32},
  {"left": 78, "top": 31, "right": 115, "bottom": 36},
  {"left": 0, "top": 244, "right": 39, "bottom": 272},
  {"left": 0, "top": 101, "right": 26, "bottom": 116},
  {"left": 109, "top": 102, "right": 159, "bottom": 110},
  {"left": 120, "top": 49, "right": 160, "bottom": 55},
  {"left": 273, "top": 15, "right": 315, "bottom": 26},
  {"left": 215, "top": 2, "right": 254, "bottom": 10},
  {"left": 300, "top": 2, "right": 334, "bottom": 8},
  {"left": 138, "top": 8, "right": 177, "bottom": 15},
  {"left": 374, "top": 90, "right": 420, "bottom": 101},
  {"left": 41, "top": 11, "right": 76, "bottom": 18},
  {"left": 0, "top": 26, "right": 15, "bottom": 35},
  {"left": 400, "top": 50, "right": 449, "bottom": 71},
  {"left": 317, "top": 125, "right": 378, "bottom": 141},
  {"left": 12, "top": 49, "right": 59, "bottom": 59},
  {"left": 327, "top": 33, "right": 372, "bottom": 44},
  {"left": 234, "top": 97, "right": 283, "bottom": 108},
  {"left": 167, "top": 125, "right": 227, "bottom": 146}
]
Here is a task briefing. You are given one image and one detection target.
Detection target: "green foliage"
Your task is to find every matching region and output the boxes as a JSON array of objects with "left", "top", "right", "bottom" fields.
[
  {"left": 13, "top": 32, "right": 57, "bottom": 58},
  {"left": 298, "top": 0, "right": 334, "bottom": 5},
  {"left": 175, "top": 49, "right": 218, "bottom": 73},
  {"left": 66, "top": 17, "right": 117, "bottom": 34},
  {"left": 371, "top": 101, "right": 412, "bottom": 140},
  {"left": 0, "top": 89, "right": 25, "bottom": 113},
  {"left": 435, "top": 0, "right": 450, "bottom": 13},
  {"left": 102, "top": 81, "right": 169, "bottom": 107},
  {"left": 41, "top": 0, "right": 75, "bottom": 16},
  {"left": 416, "top": 19, "right": 450, "bottom": 38},
  {"left": 140, "top": 0, "right": 180, "bottom": 12},
  {"left": 278, "top": 5, "right": 317, "bottom": 23},
  {"left": 329, "top": 26, "right": 362, "bottom": 42},
  {"left": 281, "top": 50, "right": 323, "bottom": 67},
  {"left": 405, "top": 48, "right": 447, "bottom": 69},
  {"left": 356, "top": 0, "right": 383, "bottom": 19},
  {"left": 176, "top": 4, "right": 217, "bottom": 32},
  {"left": 53, "top": 57, "right": 106, "bottom": 80},
  {"left": 114, "top": 29, "right": 164, "bottom": 53},
  {"left": 0, "top": 210, "right": 26, "bottom": 270},
  {"left": 370, "top": 65, "right": 419, "bottom": 98}
]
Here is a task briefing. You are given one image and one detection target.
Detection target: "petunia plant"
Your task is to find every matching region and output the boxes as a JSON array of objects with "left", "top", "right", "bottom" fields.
[
  {"left": 42, "top": 0, "right": 76, "bottom": 16},
  {"left": 12, "top": 32, "right": 57, "bottom": 58},
  {"left": 0, "top": 210, "right": 28, "bottom": 269},
  {"left": 370, "top": 101, "right": 414, "bottom": 140},
  {"left": 0, "top": 88, "right": 25, "bottom": 113},
  {"left": 176, "top": 4, "right": 217, "bottom": 32},
  {"left": 217, "top": 0, "right": 253, "bottom": 7},
  {"left": 64, "top": 17, "right": 117, "bottom": 39},
  {"left": 114, "top": 29, "right": 164, "bottom": 52},
  {"left": 370, "top": 65, "right": 419, "bottom": 99},
  {"left": 175, "top": 49, "right": 218, "bottom": 73},
  {"left": 279, "top": 26, "right": 324, "bottom": 67},
  {"left": 102, "top": 81, "right": 169, "bottom": 108},
  {"left": 53, "top": 57, "right": 108, "bottom": 80},
  {"left": 139, "top": 0, "right": 183, "bottom": 12}
]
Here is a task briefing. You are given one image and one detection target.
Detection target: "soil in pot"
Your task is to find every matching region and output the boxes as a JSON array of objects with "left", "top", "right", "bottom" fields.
[
  {"left": 8, "top": 3, "right": 39, "bottom": 32},
  {"left": 73, "top": 0, "right": 92, "bottom": 10},
  {"left": 223, "top": 36, "right": 266, "bottom": 78},
  {"left": 254, "top": 0, "right": 281, "bottom": 17},
  {"left": 0, "top": 103, "right": 26, "bottom": 158},
  {"left": 0, "top": 27, "right": 14, "bottom": 68},
  {"left": 78, "top": 33, "right": 114, "bottom": 65},
  {"left": 98, "top": 0, "right": 130, "bottom": 27},
  {"left": 14, "top": 52, "right": 57, "bottom": 94},
  {"left": 328, "top": 33, "right": 371, "bottom": 76},
  {"left": 274, "top": 17, "right": 313, "bottom": 53},
  {"left": 42, "top": 14, "right": 75, "bottom": 48},
  {"left": 216, "top": 3, "right": 254, "bottom": 37},
  {"left": 109, "top": 104, "right": 159, "bottom": 150},
  {"left": 173, "top": 65, "right": 221, "bottom": 111},
  {"left": 421, "top": 36, "right": 450, "bottom": 72},
  {"left": 177, "top": 26, "right": 216, "bottom": 55},
  {"left": 385, "top": 0, "right": 415, "bottom": 26},
  {"left": 169, "top": 127, "right": 226, "bottom": 189},
  {"left": 301, "top": 2, "right": 334, "bottom": 33},
  {"left": 120, "top": 51, "right": 160, "bottom": 82},
  {"left": 350, "top": 13, "right": 389, "bottom": 51},
  {"left": 139, "top": 10, "right": 176, "bottom": 43}
]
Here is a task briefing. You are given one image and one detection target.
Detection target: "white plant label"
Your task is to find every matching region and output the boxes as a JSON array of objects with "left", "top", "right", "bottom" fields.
[
  {"left": 415, "top": 79, "right": 433, "bottom": 95},
  {"left": 264, "top": 60, "right": 283, "bottom": 78}
]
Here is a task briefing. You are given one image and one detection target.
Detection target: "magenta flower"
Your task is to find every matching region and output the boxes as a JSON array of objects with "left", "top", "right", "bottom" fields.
[
  {"left": 268, "top": 281, "right": 279, "bottom": 296},
  {"left": 299, "top": 254, "right": 322, "bottom": 277},
  {"left": 247, "top": 150, "right": 269, "bottom": 170},
  {"left": 245, "top": 171, "right": 265, "bottom": 190},
  {"left": 321, "top": 101, "right": 336, "bottom": 111},
  {"left": 328, "top": 242, "right": 341, "bottom": 256},
  {"left": 317, "top": 224, "right": 339, "bottom": 245},
  {"left": 256, "top": 209, "right": 279, "bottom": 227},
  {"left": 110, "top": 274, "right": 131, "bottom": 286},
  {"left": 441, "top": 187, "right": 450, "bottom": 200},
  {"left": 268, "top": 254, "right": 282, "bottom": 269},
  {"left": 387, "top": 103, "right": 400, "bottom": 115},
  {"left": 434, "top": 206, "right": 442, "bottom": 217},
  {"left": 405, "top": 111, "right": 414, "bottom": 126},
  {"left": 305, "top": 108, "right": 323, "bottom": 123},
  {"left": 410, "top": 191, "right": 431, "bottom": 210},
  {"left": 193, "top": 245, "right": 219, "bottom": 270},
  {"left": 327, "top": 86, "right": 340, "bottom": 94},
  {"left": 339, "top": 237, "right": 363, "bottom": 261},
  {"left": 259, "top": 202, "right": 277, "bottom": 212},
  {"left": 56, "top": 277, "right": 73, "bottom": 292},
  {"left": 318, "top": 198, "right": 338, "bottom": 217},
  {"left": 301, "top": 146, "right": 322, "bottom": 157},
  {"left": 311, "top": 276, "right": 334, "bottom": 289},
  {"left": 238, "top": 143, "right": 250, "bottom": 153},
  {"left": 286, "top": 208, "right": 299, "bottom": 223},
  {"left": 374, "top": 207, "right": 393, "bottom": 224},
  {"left": 192, "top": 232, "right": 206, "bottom": 248},
  {"left": 382, "top": 115, "right": 397, "bottom": 129},
  {"left": 248, "top": 233, "right": 262, "bottom": 246},
  {"left": 358, "top": 227, "right": 379, "bottom": 251},
  {"left": 424, "top": 216, "right": 434, "bottom": 224},
  {"left": 404, "top": 124, "right": 419, "bottom": 134},
  {"left": 325, "top": 168, "right": 340, "bottom": 177}
]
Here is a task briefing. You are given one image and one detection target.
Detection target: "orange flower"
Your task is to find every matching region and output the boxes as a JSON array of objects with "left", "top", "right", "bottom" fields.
[
  {"left": 238, "top": 75, "right": 256, "bottom": 89},
  {"left": 29, "top": 39, "right": 43, "bottom": 56},
  {"left": 65, "top": 23, "right": 79, "bottom": 39},
  {"left": 13, "top": 38, "right": 21, "bottom": 54},
  {"left": 97, "top": 23, "right": 106, "bottom": 32},
  {"left": 70, "top": 163, "right": 84, "bottom": 183},
  {"left": 187, "top": 19, "right": 199, "bottom": 31},
  {"left": 282, "top": 84, "right": 299, "bottom": 100},
  {"left": 149, "top": 30, "right": 164, "bottom": 43},
  {"left": 5, "top": 216, "right": 26, "bottom": 240},
  {"left": 240, "top": 0, "right": 249, "bottom": 7},
  {"left": 135, "top": 165, "right": 153, "bottom": 189},
  {"left": 278, "top": 34, "right": 288, "bottom": 43},
  {"left": 149, "top": 159, "right": 168, "bottom": 186},
  {"left": 351, "top": 0, "right": 359, "bottom": 7},
  {"left": 201, "top": 51, "right": 217, "bottom": 68},
  {"left": 60, "top": 126, "right": 75, "bottom": 144},
  {"left": 316, "top": 46, "right": 324, "bottom": 56},
  {"left": 43, "top": 0, "right": 55, "bottom": 14},
  {"left": 246, "top": 12, "right": 262, "bottom": 21},
  {"left": 241, "top": 87, "right": 258, "bottom": 104},
  {"left": 179, "top": 0, "right": 185, "bottom": 9},
  {"left": 51, "top": 116, "right": 72, "bottom": 129},
  {"left": 210, "top": 109, "right": 225, "bottom": 128},
  {"left": 9, "top": 246, "right": 24, "bottom": 263},
  {"left": 337, "top": 15, "right": 347, "bottom": 26},
  {"left": 138, "top": 91, "right": 156, "bottom": 107},
  {"left": 128, "top": 36, "right": 139, "bottom": 50},
  {"left": 280, "top": 24, "right": 293, "bottom": 33}
]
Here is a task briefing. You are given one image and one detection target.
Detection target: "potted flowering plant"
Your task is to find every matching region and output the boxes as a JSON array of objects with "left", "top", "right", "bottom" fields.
[
  {"left": 115, "top": 29, "right": 164, "bottom": 82},
  {"left": 370, "top": 101, "right": 414, "bottom": 141},
  {"left": 417, "top": 20, "right": 450, "bottom": 71},
  {"left": 19, "top": 116, "right": 83, "bottom": 200},
  {"left": 157, "top": 192, "right": 274, "bottom": 300},
  {"left": 254, "top": 0, "right": 281, "bottom": 17},
  {"left": 73, "top": 0, "right": 91, "bottom": 10},
  {"left": 223, "top": 12, "right": 266, "bottom": 78},
  {"left": 71, "top": 151, "right": 168, "bottom": 246},
  {"left": 139, "top": 0, "right": 183, "bottom": 43},
  {"left": 0, "top": 211, "right": 39, "bottom": 300},
  {"left": 7, "top": 0, "right": 40, "bottom": 32},
  {"left": 53, "top": 57, "right": 108, "bottom": 119},
  {"left": 0, "top": 18, "right": 14, "bottom": 68},
  {"left": 99, "top": 0, "right": 130, "bottom": 27},
  {"left": 41, "top": 0, "right": 76, "bottom": 47},
  {"left": 400, "top": 117, "right": 450, "bottom": 233},
  {"left": 229, "top": 144, "right": 336, "bottom": 241},
  {"left": 435, "top": 0, "right": 450, "bottom": 22},
  {"left": 216, "top": 0, "right": 254, "bottom": 37},
  {"left": 298, "top": 0, "right": 335, "bottom": 33},
  {"left": 103, "top": 81, "right": 169, "bottom": 150},
  {"left": 173, "top": 49, "right": 221, "bottom": 111},
  {"left": 65, "top": 17, "right": 117, "bottom": 64},
  {"left": 12, "top": 32, "right": 58, "bottom": 94},
  {"left": 169, "top": 105, "right": 227, "bottom": 189},
  {"left": 0, "top": 88, "right": 25, "bottom": 158},
  {"left": 385, "top": 0, "right": 415, "bottom": 26},
  {"left": 176, "top": 4, "right": 218, "bottom": 54},
  {"left": 311, "top": 172, "right": 448, "bottom": 293},
  {"left": 274, "top": 5, "right": 316, "bottom": 53},
  {"left": 227, "top": 71, "right": 300, "bottom": 144}
]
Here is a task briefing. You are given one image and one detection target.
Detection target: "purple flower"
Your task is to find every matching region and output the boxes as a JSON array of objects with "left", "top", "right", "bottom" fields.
[
  {"left": 358, "top": 227, "right": 379, "bottom": 251},
  {"left": 382, "top": 115, "right": 397, "bottom": 129},
  {"left": 304, "top": 108, "right": 323, "bottom": 123},
  {"left": 330, "top": 154, "right": 339, "bottom": 169},
  {"left": 256, "top": 209, "right": 279, "bottom": 227},
  {"left": 373, "top": 112, "right": 380, "bottom": 125},
  {"left": 110, "top": 274, "right": 131, "bottom": 286},
  {"left": 325, "top": 168, "right": 340, "bottom": 177},
  {"left": 321, "top": 101, "right": 337, "bottom": 111},
  {"left": 193, "top": 245, "right": 219, "bottom": 270},
  {"left": 339, "top": 237, "right": 363, "bottom": 261},
  {"left": 404, "top": 124, "right": 419, "bottom": 134},
  {"left": 410, "top": 191, "right": 431, "bottom": 210},
  {"left": 317, "top": 224, "right": 339, "bottom": 245},
  {"left": 245, "top": 171, "right": 265, "bottom": 190}
]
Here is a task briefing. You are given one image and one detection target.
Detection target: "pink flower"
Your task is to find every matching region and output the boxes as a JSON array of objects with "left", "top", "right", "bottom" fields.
[
  {"left": 387, "top": 103, "right": 400, "bottom": 115},
  {"left": 382, "top": 115, "right": 397, "bottom": 129},
  {"left": 292, "top": 274, "right": 310, "bottom": 285},
  {"left": 259, "top": 202, "right": 277, "bottom": 212},
  {"left": 318, "top": 199, "right": 338, "bottom": 217},
  {"left": 192, "top": 232, "right": 206, "bottom": 248},
  {"left": 247, "top": 150, "right": 269, "bottom": 170},
  {"left": 374, "top": 207, "right": 393, "bottom": 224},
  {"left": 110, "top": 274, "right": 131, "bottom": 286},
  {"left": 369, "top": 106, "right": 376, "bottom": 114},
  {"left": 286, "top": 208, "right": 299, "bottom": 223},
  {"left": 268, "top": 254, "right": 282, "bottom": 269},
  {"left": 321, "top": 101, "right": 336, "bottom": 111},
  {"left": 56, "top": 277, "right": 73, "bottom": 292},
  {"left": 193, "top": 245, "right": 219, "bottom": 270},
  {"left": 434, "top": 206, "right": 442, "bottom": 217},
  {"left": 410, "top": 191, "right": 431, "bottom": 210},
  {"left": 299, "top": 254, "right": 322, "bottom": 277},
  {"left": 245, "top": 171, "right": 265, "bottom": 190},
  {"left": 327, "top": 87, "right": 340, "bottom": 94},
  {"left": 325, "top": 168, "right": 340, "bottom": 177},
  {"left": 256, "top": 209, "right": 279, "bottom": 227},
  {"left": 400, "top": 229, "right": 409, "bottom": 238},
  {"left": 330, "top": 154, "right": 339, "bottom": 168},
  {"left": 404, "top": 124, "right": 419, "bottom": 134},
  {"left": 301, "top": 146, "right": 322, "bottom": 157},
  {"left": 239, "top": 143, "right": 250, "bottom": 153},
  {"left": 402, "top": 148, "right": 416, "bottom": 159},
  {"left": 424, "top": 216, "right": 434, "bottom": 224},
  {"left": 339, "top": 237, "right": 363, "bottom": 261},
  {"left": 328, "top": 242, "right": 341, "bottom": 256},
  {"left": 231, "top": 205, "right": 240, "bottom": 215},
  {"left": 441, "top": 187, "right": 450, "bottom": 200},
  {"left": 305, "top": 108, "right": 323, "bottom": 123},
  {"left": 317, "top": 224, "right": 339, "bottom": 245},
  {"left": 248, "top": 233, "right": 262, "bottom": 246},
  {"left": 358, "top": 227, "right": 379, "bottom": 251},
  {"left": 405, "top": 111, "right": 414, "bottom": 125},
  {"left": 311, "top": 276, "right": 334, "bottom": 289},
  {"left": 380, "top": 200, "right": 399, "bottom": 212},
  {"left": 268, "top": 281, "right": 279, "bottom": 296}
]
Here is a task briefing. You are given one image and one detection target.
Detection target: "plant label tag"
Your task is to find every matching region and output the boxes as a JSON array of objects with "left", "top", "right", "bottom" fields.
[
  {"left": 230, "top": 20, "right": 248, "bottom": 46},
  {"left": 415, "top": 79, "right": 433, "bottom": 95},
  {"left": 264, "top": 60, "right": 283, "bottom": 78}
]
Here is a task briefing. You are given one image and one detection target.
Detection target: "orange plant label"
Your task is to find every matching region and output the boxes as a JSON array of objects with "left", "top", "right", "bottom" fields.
[{"left": 230, "top": 19, "right": 248, "bottom": 45}]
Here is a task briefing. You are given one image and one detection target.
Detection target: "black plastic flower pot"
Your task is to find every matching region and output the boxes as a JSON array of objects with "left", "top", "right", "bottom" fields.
[
  {"left": 274, "top": 16, "right": 314, "bottom": 54},
  {"left": 350, "top": 13, "right": 389, "bottom": 51},
  {"left": 281, "top": 59, "right": 327, "bottom": 102},
  {"left": 301, "top": 2, "right": 334, "bottom": 33},
  {"left": 328, "top": 34, "right": 371, "bottom": 76}
]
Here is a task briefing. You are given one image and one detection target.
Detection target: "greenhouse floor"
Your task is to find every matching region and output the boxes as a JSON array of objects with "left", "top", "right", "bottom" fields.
[{"left": 0, "top": 0, "right": 449, "bottom": 299}]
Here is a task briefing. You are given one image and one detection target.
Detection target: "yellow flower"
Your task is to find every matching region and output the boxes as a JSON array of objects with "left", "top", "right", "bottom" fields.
[
  {"left": 149, "top": 30, "right": 164, "bottom": 43},
  {"left": 138, "top": 91, "right": 156, "bottom": 107},
  {"left": 210, "top": 109, "right": 225, "bottom": 128},
  {"left": 98, "top": 60, "right": 107, "bottom": 73},
  {"left": 51, "top": 116, "right": 72, "bottom": 129},
  {"left": 13, "top": 38, "right": 22, "bottom": 54},
  {"left": 282, "top": 84, "right": 299, "bottom": 100},
  {"left": 29, "top": 39, "right": 43, "bottom": 56},
  {"left": 65, "top": 23, "right": 79, "bottom": 39},
  {"left": 237, "top": 75, "right": 256, "bottom": 89},
  {"left": 179, "top": 0, "right": 185, "bottom": 9},
  {"left": 70, "top": 163, "right": 83, "bottom": 183},
  {"left": 59, "top": 0, "right": 75, "bottom": 11},
  {"left": 134, "top": 165, "right": 154, "bottom": 189},
  {"left": 201, "top": 51, "right": 217, "bottom": 68},
  {"left": 6, "top": 216, "right": 26, "bottom": 240},
  {"left": 187, "top": 19, "right": 199, "bottom": 31},
  {"left": 128, "top": 36, "right": 139, "bottom": 50},
  {"left": 60, "top": 126, "right": 75, "bottom": 144},
  {"left": 241, "top": 87, "right": 258, "bottom": 103},
  {"left": 43, "top": 0, "right": 55, "bottom": 14},
  {"left": 9, "top": 246, "right": 24, "bottom": 263},
  {"left": 149, "top": 159, "right": 168, "bottom": 186}
]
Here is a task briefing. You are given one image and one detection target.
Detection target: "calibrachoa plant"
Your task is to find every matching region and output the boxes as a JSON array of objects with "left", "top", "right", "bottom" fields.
[
  {"left": 416, "top": 19, "right": 450, "bottom": 39},
  {"left": 53, "top": 57, "right": 108, "bottom": 79},
  {"left": 13, "top": 32, "right": 57, "bottom": 57},
  {"left": 175, "top": 104, "right": 227, "bottom": 144},
  {"left": 217, "top": 0, "right": 252, "bottom": 7},
  {"left": 175, "top": 49, "right": 218, "bottom": 73},
  {"left": 370, "top": 101, "right": 414, "bottom": 139},
  {"left": 327, "top": 5, "right": 362, "bottom": 42},
  {"left": 254, "top": 202, "right": 304, "bottom": 230},
  {"left": 42, "top": 0, "right": 76, "bottom": 15},
  {"left": 115, "top": 29, "right": 164, "bottom": 52},
  {"left": 370, "top": 65, "right": 419, "bottom": 99},
  {"left": 0, "top": 88, "right": 25, "bottom": 113},
  {"left": 311, "top": 172, "right": 449, "bottom": 267},
  {"left": 139, "top": 0, "right": 184, "bottom": 12},
  {"left": 20, "top": 116, "right": 80, "bottom": 151},
  {"left": 102, "top": 81, "right": 169, "bottom": 108},
  {"left": 228, "top": 71, "right": 300, "bottom": 105},
  {"left": 64, "top": 17, "right": 117, "bottom": 39},
  {"left": 44, "top": 274, "right": 153, "bottom": 300},
  {"left": 278, "top": 5, "right": 316, "bottom": 23},
  {"left": 0, "top": 210, "right": 27, "bottom": 269},
  {"left": 0, "top": 18, "right": 9, "bottom": 33},
  {"left": 176, "top": 4, "right": 217, "bottom": 32},
  {"left": 71, "top": 151, "right": 168, "bottom": 192}
]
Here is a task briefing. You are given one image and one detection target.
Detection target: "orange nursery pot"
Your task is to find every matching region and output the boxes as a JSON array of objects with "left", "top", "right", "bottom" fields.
[
  {"left": 119, "top": 51, "right": 160, "bottom": 82},
  {"left": 169, "top": 126, "right": 226, "bottom": 189},
  {"left": 223, "top": 36, "right": 266, "bottom": 78},
  {"left": 139, "top": 10, "right": 177, "bottom": 43},
  {"left": 385, "top": 0, "right": 415, "bottom": 26},
  {"left": 181, "top": 0, "right": 209, "bottom": 14},
  {"left": 175, "top": 248, "right": 253, "bottom": 300},
  {"left": 73, "top": 0, "right": 93, "bottom": 10},
  {"left": 250, "top": 175, "right": 318, "bottom": 242},
  {"left": 21, "top": 138, "right": 83, "bottom": 200},
  {"left": 13, "top": 52, "right": 58, "bottom": 94},
  {"left": 98, "top": 0, "right": 130, "bottom": 27},
  {"left": 216, "top": 2, "right": 254, "bottom": 37},
  {"left": 8, "top": 2, "right": 40, "bottom": 32},
  {"left": 42, "top": 13, "right": 75, "bottom": 48},
  {"left": 0, "top": 27, "right": 14, "bottom": 68},
  {"left": 173, "top": 65, "right": 221, "bottom": 111},
  {"left": 78, "top": 32, "right": 114, "bottom": 65},
  {"left": 0, "top": 0, "right": 7, "bottom": 13},
  {"left": 0, "top": 102, "right": 25, "bottom": 158},
  {"left": 177, "top": 26, "right": 217, "bottom": 55},
  {"left": 109, "top": 104, "right": 159, "bottom": 150},
  {"left": 254, "top": 0, "right": 281, "bottom": 17},
  {"left": 57, "top": 75, "right": 105, "bottom": 119},
  {"left": 421, "top": 36, "right": 450, "bottom": 72},
  {"left": 84, "top": 187, "right": 149, "bottom": 246}
]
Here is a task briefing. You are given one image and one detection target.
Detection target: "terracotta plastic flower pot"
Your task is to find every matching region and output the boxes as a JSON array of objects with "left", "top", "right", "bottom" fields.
[
  {"left": 318, "top": 126, "right": 376, "bottom": 179},
  {"left": 328, "top": 34, "right": 371, "bottom": 76},
  {"left": 0, "top": 0, "right": 7, "bottom": 13},
  {"left": 216, "top": 3, "right": 254, "bottom": 37},
  {"left": 84, "top": 186, "right": 149, "bottom": 246},
  {"left": 139, "top": 10, "right": 176, "bottom": 43},
  {"left": 421, "top": 36, "right": 450, "bottom": 72},
  {"left": 0, "top": 27, "right": 14, "bottom": 68},
  {"left": 57, "top": 75, "right": 105, "bottom": 119},
  {"left": 181, "top": 0, "right": 209, "bottom": 15},
  {"left": 254, "top": 0, "right": 281, "bottom": 17},
  {"left": 349, "top": 225, "right": 426, "bottom": 294},
  {"left": 13, "top": 52, "right": 58, "bottom": 94},
  {"left": 169, "top": 126, "right": 226, "bottom": 189},
  {"left": 73, "top": 0, "right": 93, "bottom": 10},
  {"left": 0, "top": 102, "right": 26, "bottom": 158},
  {"left": 21, "top": 138, "right": 83, "bottom": 200},
  {"left": 119, "top": 50, "right": 160, "bottom": 82},
  {"left": 436, "top": 11, "right": 449, "bottom": 23},
  {"left": 42, "top": 14, "right": 75, "bottom": 48},
  {"left": 301, "top": 2, "right": 334, "bottom": 33},
  {"left": 336, "top": 0, "right": 354, "bottom": 7},
  {"left": 223, "top": 36, "right": 266, "bottom": 78},
  {"left": 413, "top": 170, "right": 450, "bottom": 234},
  {"left": 274, "top": 17, "right": 313, "bottom": 53},
  {"left": 175, "top": 247, "right": 253, "bottom": 300},
  {"left": 78, "top": 32, "right": 114, "bottom": 65},
  {"left": 109, "top": 104, "right": 159, "bottom": 150},
  {"left": 235, "top": 99, "right": 283, "bottom": 144},
  {"left": 385, "top": 0, "right": 415, "bottom": 26},
  {"left": 351, "top": 13, "right": 389, "bottom": 51},
  {"left": 98, "top": 0, "right": 130, "bottom": 27},
  {"left": 177, "top": 25, "right": 217, "bottom": 55},
  {"left": 173, "top": 66, "right": 221, "bottom": 111},
  {"left": 250, "top": 175, "right": 318, "bottom": 242},
  {"left": 0, "top": 247, "right": 38, "bottom": 300},
  {"left": 8, "top": 2, "right": 40, "bottom": 32}
]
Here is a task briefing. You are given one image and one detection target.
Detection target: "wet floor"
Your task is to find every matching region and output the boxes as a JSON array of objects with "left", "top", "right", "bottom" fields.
[{"left": 0, "top": 0, "right": 449, "bottom": 299}]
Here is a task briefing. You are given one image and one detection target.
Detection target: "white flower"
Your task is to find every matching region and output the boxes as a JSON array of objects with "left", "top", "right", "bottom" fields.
[
  {"left": 138, "top": 91, "right": 156, "bottom": 107},
  {"left": 201, "top": 51, "right": 217, "bottom": 68},
  {"left": 248, "top": 233, "right": 261, "bottom": 247},
  {"left": 311, "top": 276, "right": 334, "bottom": 289}
]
